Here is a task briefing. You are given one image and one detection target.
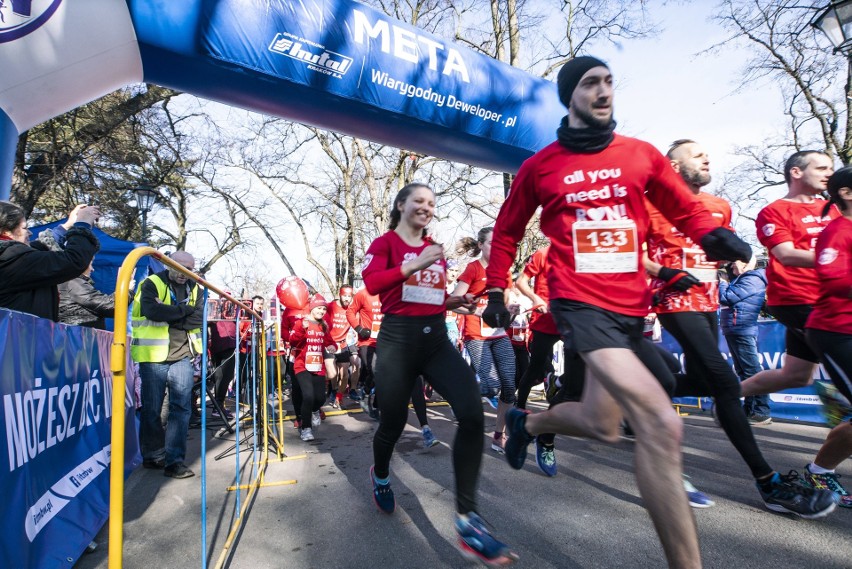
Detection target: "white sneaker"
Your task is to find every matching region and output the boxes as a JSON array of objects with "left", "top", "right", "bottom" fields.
[
  {"left": 300, "top": 428, "right": 314, "bottom": 441},
  {"left": 311, "top": 411, "right": 321, "bottom": 429}
]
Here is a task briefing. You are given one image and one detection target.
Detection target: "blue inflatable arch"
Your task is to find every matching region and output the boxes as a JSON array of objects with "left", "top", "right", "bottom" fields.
[{"left": 0, "top": 0, "right": 563, "bottom": 201}]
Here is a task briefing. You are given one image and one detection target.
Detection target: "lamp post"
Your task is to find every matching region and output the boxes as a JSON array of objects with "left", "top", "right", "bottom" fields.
[
  {"left": 812, "top": 1, "right": 852, "bottom": 54},
  {"left": 133, "top": 185, "right": 158, "bottom": 241}
]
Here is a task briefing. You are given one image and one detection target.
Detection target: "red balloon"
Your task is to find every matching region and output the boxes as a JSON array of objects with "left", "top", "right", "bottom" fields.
[{"left": 276, "top": 276, "right": 309, "bottom": 310}]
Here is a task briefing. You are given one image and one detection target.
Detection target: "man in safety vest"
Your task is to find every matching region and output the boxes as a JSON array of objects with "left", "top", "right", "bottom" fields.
[{"left": 132, "top": 251, "right": 204, "bottom": 479}]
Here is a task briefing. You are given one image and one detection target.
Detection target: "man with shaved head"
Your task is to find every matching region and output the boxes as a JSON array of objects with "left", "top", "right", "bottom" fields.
[{"left": 132, "top": 251, "right": 204, "bottom": 479}]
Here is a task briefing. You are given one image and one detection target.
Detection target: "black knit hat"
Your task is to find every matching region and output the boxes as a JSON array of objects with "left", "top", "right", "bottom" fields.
[
  {"left": 557, "top": 56, "right": 609, "bottom": 109},
  {"left": 826, "top": 165, "right": 852, "bottom": 214}
]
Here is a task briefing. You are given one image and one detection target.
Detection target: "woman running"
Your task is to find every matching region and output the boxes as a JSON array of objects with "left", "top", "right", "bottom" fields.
[
  {"left": 451, "top": 228, "right": 517, "bottom": 454},
  {"left": 363, "top": 183, "right": 517, "bottom": 566},
  {"left": 803, "top": 166, "right": 852, "bottom": 507},
  {"left": 289, "top": 295, "right": 336, "bottom": 441}
]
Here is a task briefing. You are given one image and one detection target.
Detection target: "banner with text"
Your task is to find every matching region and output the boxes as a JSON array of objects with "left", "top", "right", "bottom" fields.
[{"left": 0, "top": 309, "right": 141, "bottom": 568}]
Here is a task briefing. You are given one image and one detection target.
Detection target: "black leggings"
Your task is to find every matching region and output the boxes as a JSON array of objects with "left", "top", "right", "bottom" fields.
[
  {"left": 373, "top": 314, "right": 484, "bottom": 514},
  {"left": 411, "top": 376, "right": 428, "bottom": 427},
  {"left": 516, "top": 331, "right": 559, "bottom": 409},
  {"left": 806, "top": 328, "right": 852, "bottom": 405},
  {"left": 659, "top": 311, "right": 772, "bottom": 479},
  {"left": 295, "top": 371, "right": 326, "bottom": 429},
  {"left": 359, "top": 345, "right": 378, "bottom": 392}
]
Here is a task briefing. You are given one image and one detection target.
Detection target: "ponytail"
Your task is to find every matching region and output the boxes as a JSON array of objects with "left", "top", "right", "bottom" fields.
[{"left": 456, "top": 227, "right": 493, "bottom": 257}]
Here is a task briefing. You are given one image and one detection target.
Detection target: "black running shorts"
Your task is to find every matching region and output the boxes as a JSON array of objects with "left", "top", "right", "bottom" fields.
[
  {"left": 767, "top": 304, "right": 819, "bottom": 363},
  {"left": 549, "top": 299, "right": 644, "bottom": 353}
]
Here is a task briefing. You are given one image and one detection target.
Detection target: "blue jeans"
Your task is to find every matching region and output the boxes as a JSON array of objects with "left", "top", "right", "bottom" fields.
[
  {"left": 725, "top": 334, "right": 771, "bottom": 416},
  {"left": 139, "top": 359, "right": 194, "bottom": 467}
]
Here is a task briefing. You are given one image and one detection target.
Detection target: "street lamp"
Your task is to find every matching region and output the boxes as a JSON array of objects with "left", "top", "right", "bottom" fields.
[
  {"left": 812, "top": 1, "right": 852, "bottom": 55},
  {"left": 133, "top": 185, "right": 158, "bottom": 241}
]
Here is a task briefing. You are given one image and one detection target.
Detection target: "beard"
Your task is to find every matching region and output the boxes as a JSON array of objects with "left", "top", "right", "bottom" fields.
[
  {"left": 680, "top": 166, "right": 711, "bottom": 188},
  {"left": 572, "top": 103, "right": 613, "bottom": 129}
]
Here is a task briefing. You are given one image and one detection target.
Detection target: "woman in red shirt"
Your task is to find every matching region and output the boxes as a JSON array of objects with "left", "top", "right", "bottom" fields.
[
  {"left": 289, "top": 296, "right": 336, "bottom": 441},
  {"left": 451, "top": 228, "right": 517, "bottom": 454},
  {"left": 362, "top": 183, "right": 517, "bottom": 565},
  {"left": 804, "top": 167, "right": 852, "bottom": 507}
]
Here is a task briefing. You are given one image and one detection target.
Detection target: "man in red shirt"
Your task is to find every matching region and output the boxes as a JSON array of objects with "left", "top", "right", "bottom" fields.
[
  {"left": 644, "top": 140, "right": 832, "bottom": 516},
  {"left": 483, "top": 56, "right": 752, "bottom": 568},
  {"left": 347, "top": 286, "right": 383, "bottom": 418},
  {"left": 326, "top": 285, "right": 361, "bottom": 405}
]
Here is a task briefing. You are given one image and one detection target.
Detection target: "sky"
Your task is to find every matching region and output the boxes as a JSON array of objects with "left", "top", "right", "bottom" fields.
[{"left": 157, "top": 1, "right": 813, "bottom": 297}]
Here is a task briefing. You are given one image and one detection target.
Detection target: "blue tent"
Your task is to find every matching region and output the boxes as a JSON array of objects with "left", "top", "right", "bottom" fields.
[{"left": 30, "top": 221, "right": 154, "bottom": 330}]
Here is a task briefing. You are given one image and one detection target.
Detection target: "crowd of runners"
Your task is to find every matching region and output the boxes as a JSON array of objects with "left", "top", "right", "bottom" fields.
[{"left": 199, "top": 56, "right": 851, "bottom": 568}]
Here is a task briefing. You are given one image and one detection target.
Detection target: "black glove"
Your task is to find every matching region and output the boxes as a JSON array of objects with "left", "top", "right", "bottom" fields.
[
  {"left": 657, "top": 266, "right": 701, "bottom": 292},
  {"left": 354, "top": 325, "right": 371, "bottom": 341},
  {"left": 482, "top": 290, "right": 512, "bottom": 329},
  {"left": 700, "top": 227, "right": 752, "bottom": 263}
]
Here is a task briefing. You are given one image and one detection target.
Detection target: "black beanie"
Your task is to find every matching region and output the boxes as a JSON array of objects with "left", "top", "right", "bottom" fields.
[
  {"left": 557, "top": 56, "right": 609, "bottom": 109},
  {"left": 826, "top": 165, "right": 852, "bottom": 214}
]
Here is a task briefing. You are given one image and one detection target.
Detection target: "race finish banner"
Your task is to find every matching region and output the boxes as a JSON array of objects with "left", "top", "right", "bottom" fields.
[
  {"left": 0, "top": 308, "right": 141, "bottom": 568},
  {"left": 662, "top": 320, "right": 828, "bottom": 424}
]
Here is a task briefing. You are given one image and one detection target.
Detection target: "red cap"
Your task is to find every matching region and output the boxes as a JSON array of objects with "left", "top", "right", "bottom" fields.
[{"left": 309, "top": 294, "right": 328, "bottom": 310}]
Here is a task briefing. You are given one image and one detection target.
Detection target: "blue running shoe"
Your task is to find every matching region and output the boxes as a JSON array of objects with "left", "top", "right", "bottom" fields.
[
  {"left": 504, "top": 408, "right": 534, "bottom": 470},
  {"left": 348, "top": 388, "right": 362, "bottom": 402},
  {"left": 482, "top": 396, "right": 499, "bottom": 410},
  {"left": 683, "top": 475, "right": 714, "bottom": 508},
  {"left": 535, "top": 438, "right": 557, "bottom": 477},
  {"left": 370, "top": 466, "right": 395, "bottom": 514},
  {"left": 758, "top": 470, "right": 837, "bottom": 519},
  {"left": 422, "top": 426, "right": 439, "bottom": 448},
  {"left": 456, "top": 513, "right": 518, "bottom": 566}
]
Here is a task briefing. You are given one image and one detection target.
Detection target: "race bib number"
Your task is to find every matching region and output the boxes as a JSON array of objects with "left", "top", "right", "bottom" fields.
[
  {"left": 572, "top": 220, "right": 638, "bottom": 273},
  {"left": 402, "top": 263, "right": 446, "bottom": 305},
  {"left": 305, "top": 352, "right": 322, "bottom": 373},
  {"left": 510, "top": 325, "right": 527, "bottom": 343},
  {"left": 682, "top": 247, "right": 718, "bottom": 283}
]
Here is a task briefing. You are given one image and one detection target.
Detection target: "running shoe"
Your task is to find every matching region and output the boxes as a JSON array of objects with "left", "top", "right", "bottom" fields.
[
  {"left": 349, "top": 388, "right": 362, "bottom": 402},
  {"left": 294, "top": 418, "right": 301, "bottom": 430},
  {"left": 544, "top": 372, "right": 560, "bottom": 404},
  {"left": 455, "top": 513, "right": 519, "bottom": 566},
  {"left": 370, "top": 466, "right": 395, "bottom": 514},
  {"left": 330, "top": 397, "right": 340, "bottom": 410},
  {"left": 683, "top": 475, "right": 714, "bottom": 508},
  {"left": 311, "top": 411, "right": 322, "bottom": 429},
  {"left": 747, "top": 413, "right": 772, "bottom": 426},
  {"left": 482, "top": 396, "right": 499, "bottom": 410},
  {"left": 504, "top": 408, "right": 534, "bottom": 470},
  {"left": 422, "top": 426, "right": 439, "bottom": 448},
  {"left": 300, "top": 427, "right": 314, "bottom": 441},
  {"left": 491, "top": 433, "right": 505, "bottom": 455},
  {"left": 535, "top": 438, "right": 557, "bottom": 477},
  {"left": 815, "top": 380, "right": 852, "bottom": 427},
  {"left": 804, "top": 464, "right": 852, "bottom": 508},
  {"left": 757, "top": 470, "right": 837, "bottom": 519}
]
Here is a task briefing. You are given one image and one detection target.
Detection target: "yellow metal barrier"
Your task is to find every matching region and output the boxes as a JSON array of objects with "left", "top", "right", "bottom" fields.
[{"left": 108, "top": 247, "right": 262, "bottom": 569}]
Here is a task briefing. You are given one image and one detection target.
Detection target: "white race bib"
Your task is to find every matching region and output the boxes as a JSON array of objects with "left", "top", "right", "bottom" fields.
[{"left": 572, "top": 220, "right": 638, "bottom": 273}]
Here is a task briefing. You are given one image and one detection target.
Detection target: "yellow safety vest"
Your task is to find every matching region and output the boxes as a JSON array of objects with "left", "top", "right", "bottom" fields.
[{"left": 131, "top": 274, "right": 202, "bottom": 362}]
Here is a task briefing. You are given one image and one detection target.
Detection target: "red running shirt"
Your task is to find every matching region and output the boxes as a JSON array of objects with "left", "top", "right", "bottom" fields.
[
  {"left": 346, "top": 288, "right": 384, "bottom": 347},
  {"left": 458, "top": 260, "right": 508, "bottom": 341},
  {"left": 289, "top": 319, "right": 336, "bottom": 375},
  {"left": 486, "top": 136, "right": 720, "bottom": 317},
  {"left": 325, "top": 300, "right": 351, "bottom": 348},
  {"left": 756, "top": 199, "right": 839, "bottom": 306},
  {"left": 648, "top": 192, "right": 731, "bottom": 313},
  {"left": 362, "top": 231, "right": 448, "bottom": 318},
  {"left": 522, "top": 246, "right": 559, "bottom": 335},
  {"left": 806, "top": 216, "right": 852, "bottom": 334}
]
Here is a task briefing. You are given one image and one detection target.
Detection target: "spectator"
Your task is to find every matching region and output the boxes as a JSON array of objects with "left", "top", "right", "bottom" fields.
[
  {"left": 720, "top": 258, "right": 771, "bottom": 424},
  {"left": 131, "top": 251, "right": 204, "bottom": 479},
  {"left": 0, "top": 201, "right": 100, "bottom": 321},
  {"left": 58, "top": 258, "right": 129, "bottom": 329}
]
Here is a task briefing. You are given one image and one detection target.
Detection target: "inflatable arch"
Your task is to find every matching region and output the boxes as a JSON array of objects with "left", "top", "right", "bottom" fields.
[{"left": 0, "top": 0, "right": 564, "bottom": 201}]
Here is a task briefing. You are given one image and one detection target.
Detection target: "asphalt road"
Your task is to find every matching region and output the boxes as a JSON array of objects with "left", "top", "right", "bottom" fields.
[{"left": 75, "top": 394, "right": 852, "bottom": 569}]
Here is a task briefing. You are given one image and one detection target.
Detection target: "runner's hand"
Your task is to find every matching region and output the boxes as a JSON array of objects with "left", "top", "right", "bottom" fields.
[
  {"left": 482, "top": 290, "right": 511, "bottom": 328},
  {"left": 700, "top": 228, "right": 752, "bottom": 262},
  {"left": 658, "top": 267, "right": 700, "bottom": 292}
]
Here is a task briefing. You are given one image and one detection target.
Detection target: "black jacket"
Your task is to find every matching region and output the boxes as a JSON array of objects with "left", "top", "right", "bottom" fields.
[
  {"left": 0, "top": 225, "right": 99, "bottom": 321},
  {"left": 58, "top": 274, "right": 116, "bottom": 329}
]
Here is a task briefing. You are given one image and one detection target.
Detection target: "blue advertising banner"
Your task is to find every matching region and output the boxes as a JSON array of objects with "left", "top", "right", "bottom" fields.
[
  {"left": 0, "top": 309, "right": 141, "bottom": 568},
  {"left": 661, "top": 320, "right": 828, "bottom": 424}
]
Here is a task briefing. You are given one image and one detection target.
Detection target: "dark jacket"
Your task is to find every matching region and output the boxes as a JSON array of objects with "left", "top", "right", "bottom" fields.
[
  {"left": 719, "top": 268, "right": 767, "bottom": 337},
  {"left": 0, "top": 225, "right": 99, "bottom": 321},
  {"left": 58, "top": 274, "right": 116, "bottom": 329}
]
